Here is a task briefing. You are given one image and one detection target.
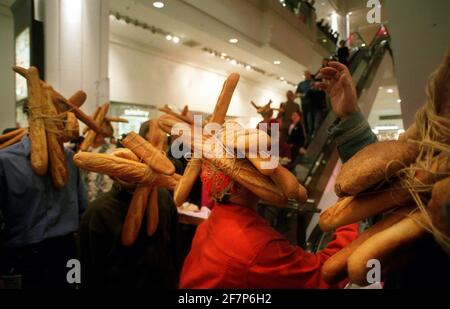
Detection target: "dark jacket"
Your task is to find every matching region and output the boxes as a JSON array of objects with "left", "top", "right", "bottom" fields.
[
  {"left": 80, "top": 183, "right": 179, "bottom": 288},
  {"left": 288, "top": 122, "right": 306, "bottom": 148}
]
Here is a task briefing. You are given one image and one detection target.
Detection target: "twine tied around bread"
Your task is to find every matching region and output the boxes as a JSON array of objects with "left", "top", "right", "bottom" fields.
[{"left": 396, "top": 70, "right": 450, "bottom": 254}]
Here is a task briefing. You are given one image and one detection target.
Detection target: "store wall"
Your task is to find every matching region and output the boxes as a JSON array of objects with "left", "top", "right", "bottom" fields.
[
  {"left": 0, "top": 4, "right": 16, "bottom": 132},
  {"left": 109, "top": 39, "right": 287, "bottom": 123}
]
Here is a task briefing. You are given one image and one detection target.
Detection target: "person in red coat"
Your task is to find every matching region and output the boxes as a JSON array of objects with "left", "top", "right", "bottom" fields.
[{"left": 180, "top": 62, "right": 377, "bottom": 288}]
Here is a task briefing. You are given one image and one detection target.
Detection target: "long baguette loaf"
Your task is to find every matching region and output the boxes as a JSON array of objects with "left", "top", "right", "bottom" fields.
[
  {"left": 121, "top": 132, "right": 175, "bottom": 175},
  {"left": 206, "top": 156, "right": 287, "bottom": 206},
  {"left": 62, "top": 99, "right": 103, "bottom": 135},
  {"left": 105, "top": 116, "right": 129, "bottom": 123},
  {"left": 0, "top": 128, "right": 27, "bottom": 143},
  {"left": 428, "top": 177, "right": 450, "bottom": 237},
  {"left": 122, "top": 186, "right": 151, "bottom": 246},
  {"left": 112, "top": 148, "right": 139, "bottom": 162},
  {"left": 13, "top": 66, "right": 48, "bottom": 176},
  {"left": 210, "top": 73, "right": 240, "bottom": 125},
  {"left": 61, "top": 112, "right": 80, "bottom": 142},
  {"left": 158, "top": 105, "right": 194, "bottom": 125},
  {"left": 174, "top": 158, "right": 202, "bottom": 207},
  {"left": 80, "top": 103, "right": 109, "bottom": 151},
  {"left": 321, "top": 153, "right": 450, "bottom": 231},
  {"left": 42, "top": 85, "right": 68, "bottom": 189},
  {"left": 73, "top": 152, "right": 155, "bottom": 184},
  {"left": 335, "top": 140, "right": 420, "bottom": 197},
  {"left": 322, "top": 206, "right": 414, "bottom": 284},
  {"left": 347, "top": 212, "right": 427, "bottom": 286},
  {"left": 146, "top": 188, "right": 159, "bottom": 236},
  {"left": 0, "top": 129, "right": 27, "bottom": 149},
  {"left": 270, "top": 165, "right": 307, "bottom": 203}
]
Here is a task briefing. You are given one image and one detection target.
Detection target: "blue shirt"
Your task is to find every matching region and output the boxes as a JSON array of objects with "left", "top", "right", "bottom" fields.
[
  {"left": 296, "top": 80, "right": 313, "bottom": 105},
  {"left": 0, "top": 136, "right": 88, "bottom": 248}
]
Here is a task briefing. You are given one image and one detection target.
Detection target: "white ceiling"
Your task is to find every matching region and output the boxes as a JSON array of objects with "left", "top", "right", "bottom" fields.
[{"left": 109, "top": 0, "right": 313, "bottom": 94}]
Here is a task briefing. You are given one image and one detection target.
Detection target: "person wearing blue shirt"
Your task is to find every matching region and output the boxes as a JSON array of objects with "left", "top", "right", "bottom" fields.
[{"left": 0, "top": 135, "right": 88, "bottom": 288}]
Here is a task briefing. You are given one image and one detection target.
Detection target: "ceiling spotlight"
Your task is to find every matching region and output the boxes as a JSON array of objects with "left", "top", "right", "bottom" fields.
[
  {"left": 229, "top": 38, "right": 238, "bottom": 44},
  {"left": 172, "top": 36, "right": 180, "bottom": 44},
  {"left": 397, "top": 99, "right": 402, "bottom": 103},
  {"left": 322, "top": 39, "right": 327, "bottom": 43},
  {"left": 221, "top": 52, "right": 227, "bottom": 57},
  {"left": 280, "top": 77, "right": 285, "bottom": 81},
  {"left": 348, "top": 12, "right": 352, "bottom": 16},
  {"left": 245, "top": 65, "right": 252, "bottom": 71},
  {"left": 153, "top": 1, "right": 165, "bottom": 9},
  {"left": 387, "top": 89, "right": 394, "bottom": 93},
  {"left": 361, "top": 43, "right": 366, "bottom": 47},
  {"left": 230, "top": 59, "right": 237, "bottom": 65},
  {"left": 166, "top": 35, "right": 172, "bottom": 41},
  {"left": 273, "top": 60, "right": 281, "bottom": 65}
]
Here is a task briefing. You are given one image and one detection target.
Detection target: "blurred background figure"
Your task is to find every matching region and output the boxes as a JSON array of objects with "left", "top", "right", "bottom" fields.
[{"left": 337, "top": 40, "right": 350, "bottom": 66}]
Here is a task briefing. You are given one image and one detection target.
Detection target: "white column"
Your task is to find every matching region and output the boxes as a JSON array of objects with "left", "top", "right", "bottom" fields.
[
  {"left": 0, "top": 5, "right": 15, "bottom": 132},
  {"left": 44, "top": 0, "right": 109, "bottom": 115}
]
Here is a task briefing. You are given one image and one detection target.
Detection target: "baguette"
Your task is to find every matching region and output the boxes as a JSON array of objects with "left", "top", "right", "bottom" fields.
[
  {"left": 347, "top": 212, "right": 427, "bottom": 286},
  {"left": 174, "top": 158, "right": 202, "bottom": 207},
  {"left": 105, "top": 116, "right": 129, "bottom": 123},
  {"left": 428, "top": 177, "right": 450, "bottom": 236},
  {"left": 73, "top": 152, "right": 155, "bottom": 184},
  {"left": 321, "top": 153, "right": 450, "bottom": 231},
  {"left": 0, "top": 129, "right": 27, "bottom": 149},
  {"left": 61, "top": 112, "right": 80, "bottom": 142},
  {"left": 80, "top": 103, "right": 109, "bottom": 151},
  {"left": 112, "top": 148, "right": 139, "bottom": 162},
  {"left": 322, "top": 206, "right": 414, "bottom": 284},
  {"left": 210, "top": 73, "right": 240, "bottom": 125},
  {"left": 121, "top": 132, "right": 175, "bottom": 175},
  {"left": 62, "top": 99, "right": 104, "bottom": 135},
  {"left": 42, "top": 85, "right": 68, "bottom": 189},
  {"left": 206, "top": 156, "right": 287, "bottom": 206},
  {"left": 0, "top": 128, "right": 27, "bottom": 143},
  {"left": 335, "top": 141, "right": 419, "bottom": 197},
  {"left": 13, "top": 66, "right": 48, "bottom": 176},
  {"left": 146, "top": 188, "right": 159, "bottom": 236},
  {"left": 122, "top": 186, "right": 151, "bottom": 246},
  {"left": 158, "top": 105, "right": 194, "bottom": 125},
  {"left": 270, "top": 165, "right": 307, "bottom": 203}
]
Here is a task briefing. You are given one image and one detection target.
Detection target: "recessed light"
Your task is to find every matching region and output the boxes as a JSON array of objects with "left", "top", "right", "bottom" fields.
[
  {"left": 229, "top": 38, "right": 238, "bottom": 44},
  {"left": 280, "top": 77, "right": 285, "bottom": 81},
  {"left": 361, "top": 43, "right": 366, "bottom": 47},
  {"left": 387, "top": 89, "right": 394, "bottom": 93},
  {"left": 397, "top": 99, "right": 402, "bottom": 103},
  {"left": 245, "top": 65, "right": 252, "bottom": 71},
  {"left": 322, "top": 39, "right": 327, "bottom": 43},
  {"left": 221, "top": 52, "right": 227, "bottom": 57},
  {"left": 165, "top": 35, "right": 172, "bottom": 41},
  {"left": 153, "top": 1, "right": 164, "bottom": 9},
  {"left": 273, "top": 60, "right": 281, "bottom": 65},
  {"left": 230, "top": 59, "right": 237, "bottom": 65},
  {"left": 172, "top": 36, "right": 180, "bottom": 44},
  {"left": 348, "top": 12, "right": 352, "bottom": 15}
]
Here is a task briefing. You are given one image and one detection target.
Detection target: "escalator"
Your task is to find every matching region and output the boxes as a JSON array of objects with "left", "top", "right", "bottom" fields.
[
  {"left": 257, "top": 28, "right": 392, "bottom": 248},
  {"left": 301, "top": 30, "right": 392, "bottom": 251}
]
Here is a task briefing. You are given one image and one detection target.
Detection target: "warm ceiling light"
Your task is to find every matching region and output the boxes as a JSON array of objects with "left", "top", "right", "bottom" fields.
[
  {"left": 348, "top": 12, "right": 352, "bottom": 15},
  {"left": 221, "top": 52, "right": 227, "bottom": 57},
  {"left": 230, "top": 59, "right": 237, "bottom": 65},
  {"left": 153, "top": 1, "right": 164, "bottom": 9},
  {"left": 172, "top": 36, "right": 180, "bottom": 44},
  {"left": 387, "top": 89, "right": 394, "bottom": 93},
  {"left": 322, "top": 39, "right": 327, "bottom": 43},
  {"left": 245, "top": 65, "right": 252, "bottom": 71},
  {"left": 280, "top": 77, "right": 285, "bottom": 81},
  {"left": 361, "top": 43, "right": 366, "bottom": 47},
  {"left": 165, "top": 35, "right": 172, "bottom": 41},
  {"left": 229, "top": 38, "right": 238, "bottom": 44},
  {"left": 397, "top": 99, "right": 402, "bottom": 103},
  {"left": 273, "top": 60, "right": 281, "bottom": 65}
]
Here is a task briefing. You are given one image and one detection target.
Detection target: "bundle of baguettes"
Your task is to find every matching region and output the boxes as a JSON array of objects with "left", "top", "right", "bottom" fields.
[
  {"left": 157, "top": 73, "right": 307, "bottom": 208},
  {"left": 319, "top": 46, "right": 450, "bottom": 286},
  {"left": 74, "top": 123, "right": 178, "bottom": 246}
]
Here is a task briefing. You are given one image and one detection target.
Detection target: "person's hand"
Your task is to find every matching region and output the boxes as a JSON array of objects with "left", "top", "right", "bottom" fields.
[{"left": 316, "top": 61, "right": 358, "bottom": 118}]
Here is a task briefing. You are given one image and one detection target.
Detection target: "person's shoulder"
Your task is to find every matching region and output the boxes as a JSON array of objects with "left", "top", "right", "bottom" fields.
[{"left": 0, "top": 139, "right": 26, "bottom": 159}]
